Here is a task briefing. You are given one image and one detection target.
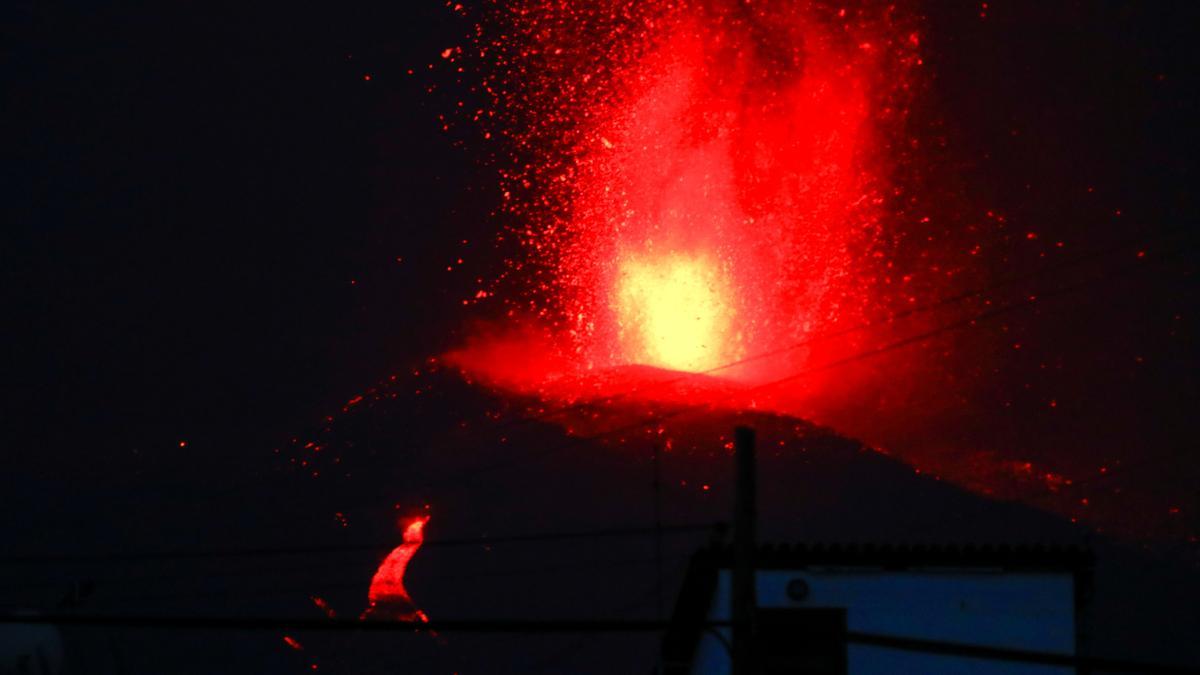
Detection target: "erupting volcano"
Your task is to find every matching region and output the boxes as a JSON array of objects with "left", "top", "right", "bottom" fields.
[
  {"left": 420, "top": 0, "right": 1195, "bottom": 546},
  {"left": 12, "top": 0, "right": 1199, "bottom": 672},
  {"left": 450, "top": 0, "right": 927, "bottom": 405}
]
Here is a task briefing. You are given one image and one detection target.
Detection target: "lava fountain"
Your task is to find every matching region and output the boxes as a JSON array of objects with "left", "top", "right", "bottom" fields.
[
  {"left": 615, "top": 252, "right": 737, "bottom": 372},
  {"left": 446, "top": 0, "right": 924, "bottom": 407}
]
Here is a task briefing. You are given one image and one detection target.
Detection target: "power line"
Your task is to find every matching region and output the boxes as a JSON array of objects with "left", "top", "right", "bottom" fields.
[
  {"left": 5, "top": 234, "right": 1176, "bottom": 620},
  {"left": 313, "top": 227, "right": 1173, "bottom": 491},
  {"left": 0, "top": 522, "right": 725, "bottom": 566},
  {"left": 225, "top": 244, "right": 1181, "bottom": 580},
  {"left": 842, "top": 630, "right": 1199, "bottom": 674},
  {"left": 94, "top": 553, "right": 698, "bottom": 608},
  {"left": 9, "top": 257, "right": 1178, "bottom": 624},
  {"left": 504, "top": 226, "right": 1184, "bottom": 422},
  {"left": 622, "top": 226, "right": 1185, "bottom": 385},
  {"left": 286, "top": 227, "right": 1183, "bottom": 518},
  {"left": 95, "top": 226, "right": 1180, "bottom": 531},
  {"left": 729, "top": 246, "right": 1182, "bottom": 402},
  {"left": 423, "top": 246, "right": 1179, "bottom": 491},
  {"left": 0, "top": 613, "right": 1195, "bottom": 674}
]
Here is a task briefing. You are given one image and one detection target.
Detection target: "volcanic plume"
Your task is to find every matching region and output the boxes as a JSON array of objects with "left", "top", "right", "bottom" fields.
[
  {"left": 450, "top": 0, "right": 932, "bottom": 409},
  {"left": 426, "top": 0, "right": 1196, "bottom": 545}
]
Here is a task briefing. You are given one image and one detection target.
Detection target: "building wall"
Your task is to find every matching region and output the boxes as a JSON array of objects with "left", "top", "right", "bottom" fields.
[{"left": 693, "top": 568, "right": 1075, "bottom": 674}]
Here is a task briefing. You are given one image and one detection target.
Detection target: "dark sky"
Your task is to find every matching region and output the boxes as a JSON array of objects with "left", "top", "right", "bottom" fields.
[
  {"left": 4, "top": 1, "right": 1200, "bottom": 672},
  {"left": 7, "top": 2, "right": 491, "bottom": 474},
  {"left": 6, "top": 0, "right": 1198, "bottom": 482}
]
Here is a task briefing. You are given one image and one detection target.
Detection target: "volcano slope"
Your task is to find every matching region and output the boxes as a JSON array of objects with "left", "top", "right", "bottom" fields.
[
  {"left": 7, "top": 364, "right": 1196, "bottom": 673},
  {"left": 265, "top": 363, "right": 1200, "bottom": 673}
]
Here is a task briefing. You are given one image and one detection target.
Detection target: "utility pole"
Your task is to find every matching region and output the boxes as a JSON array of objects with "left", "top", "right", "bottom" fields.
[
  {"left": 653, "top": 440, "right": 664, "bottom": 619},
  {"left": 732, "top": 426, "right": 757, "bottom": 675}
]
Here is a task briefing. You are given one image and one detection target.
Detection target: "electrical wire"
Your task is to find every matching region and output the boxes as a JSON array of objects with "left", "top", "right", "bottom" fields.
[
  {"left": 0, "top": 522, "right": 724, "bottom": 566},
  {"left": 0, "top": 612, "right": 1195, "bottom": 674},
  {"left": 418, "top": 243, "right": 1182, "bottom": 492}
]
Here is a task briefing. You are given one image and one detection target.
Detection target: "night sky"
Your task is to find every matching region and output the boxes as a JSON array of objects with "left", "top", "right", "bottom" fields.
[{"left": 5, "top": 1, "right": 1200, "bottom": 673}]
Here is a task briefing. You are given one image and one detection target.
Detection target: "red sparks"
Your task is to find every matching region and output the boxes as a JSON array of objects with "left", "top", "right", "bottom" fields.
[
  {"left": 311, "top": 595, "right": 337, "bottom": 619},
  {"left": 448, "top": 0, "right": 925, "bottom": 412},
  {"left": 423, "top": 0, "right": 1187, "bottom": 543},
  {"left": 362, "top": 515, "right": 431, "bottom": 621}
]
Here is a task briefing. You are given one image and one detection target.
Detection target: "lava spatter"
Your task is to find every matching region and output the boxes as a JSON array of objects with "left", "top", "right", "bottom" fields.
[
  {"left": 362, "top": 515, "right": 431, "bottom": 622},
  {"left": 452, "top": 0, "right": 925, "bottom": 405}
]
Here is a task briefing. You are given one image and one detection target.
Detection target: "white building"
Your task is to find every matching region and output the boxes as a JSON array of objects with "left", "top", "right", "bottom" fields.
[{"left": 662, "top": 543, "right": 1090, "bottom": 675}]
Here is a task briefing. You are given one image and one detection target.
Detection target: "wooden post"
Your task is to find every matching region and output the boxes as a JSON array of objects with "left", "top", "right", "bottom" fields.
[
  {"left": 733, "top": 426, "right": 757, "bottom": 675},
  {"left": 653, "top": 441, "right": 664, "bottom": 619}
]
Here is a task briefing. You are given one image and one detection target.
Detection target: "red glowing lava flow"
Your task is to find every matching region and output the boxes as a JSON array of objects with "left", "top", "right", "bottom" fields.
[
  {"left": 362, "top": 515, "right": 430, "bottom": 621},
  {"left": 449, "top": 0, "right": 923, "bottom": 407}
]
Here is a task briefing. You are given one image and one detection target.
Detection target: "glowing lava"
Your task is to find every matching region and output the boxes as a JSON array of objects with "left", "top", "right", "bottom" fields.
[
  {"left": 446, "top": 0, "right": 924, "bottom": 404},
  {"left": 362, "top": 515, "right": 430, "bottom": 622},
  {"left": 615, "top": 253, "right": 736, "bottom": 372}
]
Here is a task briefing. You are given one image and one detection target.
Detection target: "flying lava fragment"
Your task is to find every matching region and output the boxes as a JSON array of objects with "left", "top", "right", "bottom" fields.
[
  {"left": 362, "top": 515, "right": 431, "bottom": 622},
  {"left": 448, "top": 0, "right": 927, "bottom": 407}
]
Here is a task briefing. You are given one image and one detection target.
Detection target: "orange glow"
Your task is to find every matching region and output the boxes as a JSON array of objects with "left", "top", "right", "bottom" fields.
[
  {"left": 447, "top": 0, "right": 929, "bottom": 410},
  {"left": 615, "top": 253, "right": 736, "bottom": 372}
]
